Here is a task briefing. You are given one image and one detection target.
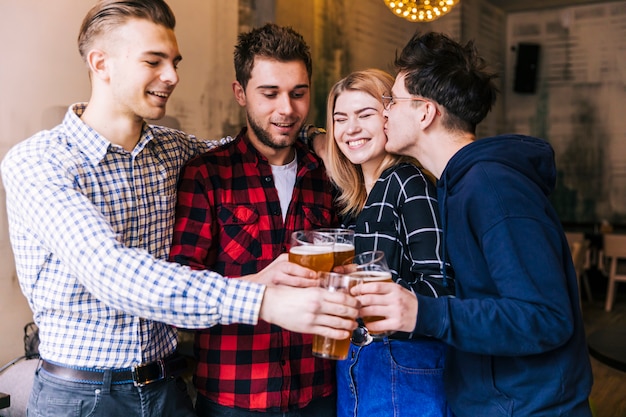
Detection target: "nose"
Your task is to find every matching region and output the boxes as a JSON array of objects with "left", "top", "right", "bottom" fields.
[
  {"left": 161, "top": 63, "right": 179, "bottom": 86},
  {"left": 276, "top": 93, "right": 295, "bottom": 115},
  {"left": 346, "top": 117, "right": 362, "bottom": 134}
]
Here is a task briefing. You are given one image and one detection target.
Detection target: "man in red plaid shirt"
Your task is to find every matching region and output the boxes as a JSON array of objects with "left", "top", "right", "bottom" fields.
[{"left": 170, "top": 24, "right": 338, "bottom": 416}]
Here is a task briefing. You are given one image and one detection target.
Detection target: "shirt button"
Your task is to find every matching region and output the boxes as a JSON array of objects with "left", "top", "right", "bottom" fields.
[{"left": 265, "top": 177, "right": 272, "bottom": 183}]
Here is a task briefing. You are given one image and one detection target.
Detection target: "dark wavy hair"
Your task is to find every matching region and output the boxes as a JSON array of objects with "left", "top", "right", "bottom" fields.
[
  {"left": 395, "top": 31, "right": 499, "bottom": 134},
  {"left": 234, "top": 23, "right": 312, "bottom": 91}
]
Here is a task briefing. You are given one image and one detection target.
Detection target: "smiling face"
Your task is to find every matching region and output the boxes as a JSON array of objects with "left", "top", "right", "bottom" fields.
[
  {"left": 102, "top": 18, "right": 181, "bottom": 122},
  {"left": 333, "top": 90, "right": 387, "bottom": 174},
  {"left": 234, "top": 57, "right": 310, "bottom": 161}
]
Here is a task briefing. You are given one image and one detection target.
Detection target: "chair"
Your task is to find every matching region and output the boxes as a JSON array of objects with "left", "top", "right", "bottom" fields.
[
  {"left": 602, "top": 233, "right": 626, "bottom": 312},
  {"left": 565, "top": 232, "right": 592, "bottom": 303},
  {"left": 0, "top": 323, "right": 39, "bottom": 417}
]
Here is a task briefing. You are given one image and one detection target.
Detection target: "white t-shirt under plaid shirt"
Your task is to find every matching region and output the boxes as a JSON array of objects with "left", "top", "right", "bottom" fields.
[{"left": 1, "top": 103, "right": 265, "bottom": 369}]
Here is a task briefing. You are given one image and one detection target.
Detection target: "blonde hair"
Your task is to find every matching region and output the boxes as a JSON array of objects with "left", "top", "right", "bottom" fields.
[{"left": 325, "top": 69, "right": 420, "bottom": 218}]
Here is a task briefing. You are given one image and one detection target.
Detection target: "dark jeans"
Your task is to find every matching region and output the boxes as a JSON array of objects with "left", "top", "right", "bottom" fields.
[
  {"left": 195, "top": 393, "right": 336, "bottom": 417},
  {"left": 27, "top": 364, "right": 195, "bottom": 417}
]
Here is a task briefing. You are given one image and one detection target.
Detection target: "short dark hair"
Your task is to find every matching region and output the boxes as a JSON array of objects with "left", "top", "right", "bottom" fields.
[
  {"left": 78, "top": 0, "right": 176, "bottom": 62},
  {"left": 395, "top": 31, "right": 498, "bottom": 133},
  {"left": 234, "top": 23, "right": 312, "bottom": 91}
]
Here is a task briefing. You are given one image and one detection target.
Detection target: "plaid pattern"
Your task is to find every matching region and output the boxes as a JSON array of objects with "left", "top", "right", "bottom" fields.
[
  {"left": 348, "top": 163, "right": 454, "bottom": 303},
  {"left": 170, "top": 128, "right": 337, "bottom": 412},
  {"left": 0, "top": 104, "right": 266, "bottom": 369}
]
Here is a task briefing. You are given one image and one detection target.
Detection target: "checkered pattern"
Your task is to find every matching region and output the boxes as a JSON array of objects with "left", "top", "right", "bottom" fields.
[
  {"left": 1, "top": 104, "right": 265, "bottom": 369},
  {"left": 169, "top": 129, "right": 337, "bottom": 412},
  {"left": 350, "top": 163, "right": 454, "bottom": 302}
]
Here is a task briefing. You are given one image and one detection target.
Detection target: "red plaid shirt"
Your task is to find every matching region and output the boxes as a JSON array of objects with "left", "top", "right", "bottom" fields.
[{"left": 170, "top": 128, "right": 337, "bottom": 412}]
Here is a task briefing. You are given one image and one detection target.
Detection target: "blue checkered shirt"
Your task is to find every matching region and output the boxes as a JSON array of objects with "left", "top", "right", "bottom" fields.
[{"left": 1, "top": 103, "right": 265, "bottom": 368}]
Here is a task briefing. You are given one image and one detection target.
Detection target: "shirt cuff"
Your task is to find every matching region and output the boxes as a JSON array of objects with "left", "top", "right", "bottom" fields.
[{"left": 220, "top": 278, "right": 266, "bottom": 325}]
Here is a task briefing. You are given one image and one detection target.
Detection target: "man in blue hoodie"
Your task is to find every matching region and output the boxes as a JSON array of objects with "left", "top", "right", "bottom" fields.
[{"left": 369, "top": 31, "right": 593, "bottom": 416}]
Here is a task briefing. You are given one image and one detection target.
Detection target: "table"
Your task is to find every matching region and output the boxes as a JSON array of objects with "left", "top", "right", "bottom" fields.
[
  {"left": 0, "top": 392, "right": 9, "bottom": 409},
  {"left": 587, "top": 327, "right": 626, "bottom": 372}
]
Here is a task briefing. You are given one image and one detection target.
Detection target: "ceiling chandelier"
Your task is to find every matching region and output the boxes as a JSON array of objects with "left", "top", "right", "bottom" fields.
[{"left": 383, "top": 0, "right": 459, "bottom": 22}]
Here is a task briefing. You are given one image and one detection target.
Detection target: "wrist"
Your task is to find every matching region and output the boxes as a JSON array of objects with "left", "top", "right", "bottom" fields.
[{"left": 306, "top": 127, "right": 326, "bottom": 155}]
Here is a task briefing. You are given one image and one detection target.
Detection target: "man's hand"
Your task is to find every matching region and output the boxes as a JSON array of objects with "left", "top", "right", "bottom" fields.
[
  {"left": 243, "top": 253, "right": 318, "bottom": 287},
  {"left": 352, "top": 281, "right": 418, "bottom": 333},
  {"left": 259, "top": 285, "right": 360, "bottom": 339}
]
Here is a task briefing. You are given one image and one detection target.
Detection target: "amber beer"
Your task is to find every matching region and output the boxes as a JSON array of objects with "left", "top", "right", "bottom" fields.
[
  {"left": 289, "top": 245, "right": 334, "bottom": 272},
  {"left": 312, "top": 331, "right": 351, "bottom": 360},
  {"left": 333, "top": 243, "right": 356, "bottom": 268},
  {"left": 350, "top": 270, "right": 393, "bottom": 334},
  {"left": 312, "top": 272, "right": 357, "bottom": 360},
  {"left": 317, "top": 228, "right": 355, "bottom": 268}
]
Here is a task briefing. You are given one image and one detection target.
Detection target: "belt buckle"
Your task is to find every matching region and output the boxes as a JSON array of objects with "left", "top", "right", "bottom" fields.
[{"left": 132, "top": 359, "right": 165, "bottom": 387}]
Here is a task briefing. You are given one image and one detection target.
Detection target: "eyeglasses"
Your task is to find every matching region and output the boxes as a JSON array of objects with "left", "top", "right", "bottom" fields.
[{"left": 381, "top": 95, "right": 441, "bottom": 116}]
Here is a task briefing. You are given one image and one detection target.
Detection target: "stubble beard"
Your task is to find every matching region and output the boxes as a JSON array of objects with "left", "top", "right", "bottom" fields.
[{"left": 248, "top": 115, "right": 301, "bottom": 150}]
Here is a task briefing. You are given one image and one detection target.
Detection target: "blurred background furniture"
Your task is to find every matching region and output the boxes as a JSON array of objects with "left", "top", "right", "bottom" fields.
[
  {"left": 565, "top": 232, "right": 593, "bottom": 304},
  {"left": 0, "top": 323, "right": 39, "bottom": 417},
  {"left": 587, "top": 327, "right": 626, "bottom": 373},
  {"left": 601, "top": 234, "right": 626, "bottom": 312}
]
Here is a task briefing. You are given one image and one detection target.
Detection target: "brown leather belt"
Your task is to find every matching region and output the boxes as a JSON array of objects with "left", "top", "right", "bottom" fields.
[{"left": 41, "top": 354, "right": 188, "bottom": 387}]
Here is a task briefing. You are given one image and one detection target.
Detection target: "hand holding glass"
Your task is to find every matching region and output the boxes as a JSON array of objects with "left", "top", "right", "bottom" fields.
[
  {"left": 311, "top": 271, "right": 359, "bottom": 360},
  {"left": 344, "top": 250, "right": 395, "bottom": 339}
]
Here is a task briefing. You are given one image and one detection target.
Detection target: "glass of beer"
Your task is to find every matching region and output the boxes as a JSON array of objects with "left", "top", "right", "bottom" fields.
[
  {"left": 317, "top": 228, "right": 355, "bottom": 268},
  {"left": 344, "top": 250, "right": 395, "bottom": 339},
  {"left": 289, "top": 230, "right": 335, "bottom": 272},
  {"left": 312, "top": 271, "right": 359, "bottom": 360}
]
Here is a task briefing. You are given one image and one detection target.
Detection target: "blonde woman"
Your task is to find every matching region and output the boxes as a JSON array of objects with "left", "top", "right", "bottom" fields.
[{"left": 326, "top": 69, "right": 454, "bottom": 417}]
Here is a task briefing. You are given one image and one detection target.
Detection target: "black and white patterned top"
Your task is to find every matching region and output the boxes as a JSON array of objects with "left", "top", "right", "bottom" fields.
[{"left": 344, "top": 162, "right": 454, "bottom": 299}]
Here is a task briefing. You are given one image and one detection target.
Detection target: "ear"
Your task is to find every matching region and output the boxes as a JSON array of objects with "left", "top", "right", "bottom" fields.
[
  {"left": 86, "top": 49, "right": 109, "bottom": 82},
  {"left": 232, "top": 81, "right": 246, "bottom": 107},
  {"left": 419, "top": 102, "right": 438, "bottom": 130}
]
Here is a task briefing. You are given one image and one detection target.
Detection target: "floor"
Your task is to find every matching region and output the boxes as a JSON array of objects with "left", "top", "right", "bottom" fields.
[{"left": 582, "top": 271, "right": 626, "bottom": 417}]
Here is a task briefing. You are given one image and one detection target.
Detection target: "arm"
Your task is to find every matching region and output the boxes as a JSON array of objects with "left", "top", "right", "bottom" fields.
[
  {"left": 1, "top": 141, "right": 263, "bottom": 329},
  {"left": 416, "top": 167, "right": 575, "bottom": 356},
  {"left": 398, "top": 167, "right": 453, "bottom": 297}
]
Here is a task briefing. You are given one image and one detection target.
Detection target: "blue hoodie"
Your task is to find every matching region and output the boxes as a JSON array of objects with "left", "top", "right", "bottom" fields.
[{"left": 414, "top": 135, "right": 593, "bottom": 416}]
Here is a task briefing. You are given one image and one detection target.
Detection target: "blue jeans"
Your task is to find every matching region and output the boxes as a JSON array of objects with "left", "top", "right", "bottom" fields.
[
  {"left": 27, "top": 363, "right": 195, "bottom": 417},
  {"left": 336, "top": 338, "right": 453, "bottom": 417},
  {"left": 195, "top": 393, "right": 336, "bottom": 417}
]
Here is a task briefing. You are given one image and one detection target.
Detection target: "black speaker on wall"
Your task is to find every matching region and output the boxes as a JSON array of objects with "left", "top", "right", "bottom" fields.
[{"left": 513, "top": 43, "right": 540, "bottom": 94}]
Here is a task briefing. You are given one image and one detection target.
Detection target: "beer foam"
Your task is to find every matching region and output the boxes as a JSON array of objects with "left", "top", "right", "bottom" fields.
[
  {"left": 334, "top": 243, "right": 355, "bottom": 252},
  {"left": 349, "top": 270, "right": 392, "bottom": 281},
  {"left": 290, "top": 245, "right": 333, "bottom": 255}
]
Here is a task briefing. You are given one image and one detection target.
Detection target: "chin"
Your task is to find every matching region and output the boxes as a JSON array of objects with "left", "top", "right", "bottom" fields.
[
  {"left": 144, "top": 110, "right": 167, "bottom": 122},
  {"left": 384, "top": 143, "right": 398, "bottom": 154}
]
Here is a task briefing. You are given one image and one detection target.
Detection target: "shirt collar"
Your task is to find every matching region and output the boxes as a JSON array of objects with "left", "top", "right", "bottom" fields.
[{"left": 63, "top": 103, "right": 155, "bottom": 165}]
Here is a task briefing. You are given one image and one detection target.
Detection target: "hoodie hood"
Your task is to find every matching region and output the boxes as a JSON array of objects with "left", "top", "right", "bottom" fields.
[
  {"left": 435, "top": 134, "right": 556, "bottom": 283},
  {"left": 439, "top": 134, "right": 556, "bottom": 197}
]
